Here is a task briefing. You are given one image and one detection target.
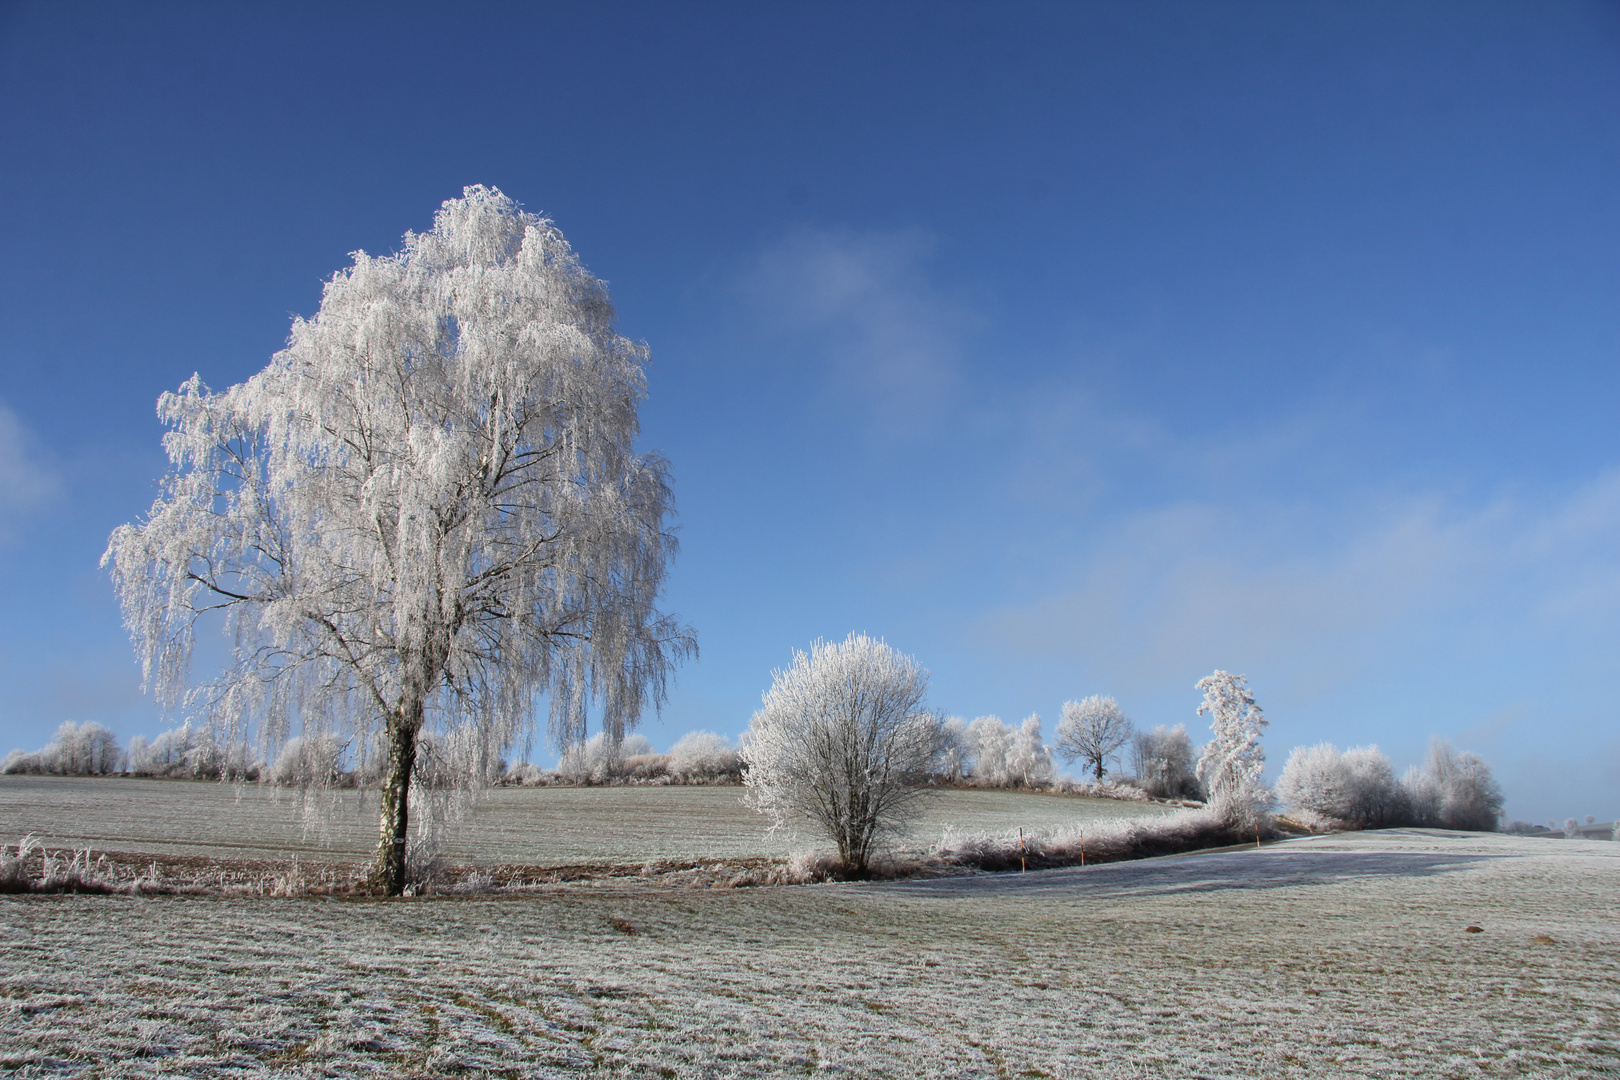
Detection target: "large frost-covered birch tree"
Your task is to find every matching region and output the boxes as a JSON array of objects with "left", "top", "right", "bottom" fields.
[{"left": 104, "top": 186, "right": 694, "bottom": 894}]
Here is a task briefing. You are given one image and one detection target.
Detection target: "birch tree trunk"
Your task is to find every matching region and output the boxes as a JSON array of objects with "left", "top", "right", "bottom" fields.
[{"left": 374, "top": 693, "right": 423, "bottom": 894}]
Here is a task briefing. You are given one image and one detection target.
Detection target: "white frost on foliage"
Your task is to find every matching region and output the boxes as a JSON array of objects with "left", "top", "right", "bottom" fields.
[
  {"left": 1008, "top": 714, "right": 1056, "bottom": 787},
  {"left": 1276, "top": 742, "right": 1404, "bottom": 828},
  {"left": 1194, "top": 670, "right": 1269, "bottom": 824},
  {"left": 1054, "top": 695, "right": 1134, "bottom": 782},
  {"left": 1, "top": 721, "right": 122, "bottom": 776},
  {"left": 742, "top": 634, "right": 942, "bottom": 872},
  {"left": 1277, "top": 739, "right": 1504, "bottom": 832},
  {"left": 937, "top": 716, "right": 970, "bottom": 782},
  {"left": 101, "top": 186, "right": 693, "bottom": 821},
  {"left": 1130, "top": 723, "right": 1200, "bottom": 799},
  {"left": 952, "top": 714, "right": 1054, "bottom": 788},
  {"left": 557, "top": 731, "right": 655, "bottom": 781},
  {"left": 668, "top": 730, "right": 740, "bottom": 781}
]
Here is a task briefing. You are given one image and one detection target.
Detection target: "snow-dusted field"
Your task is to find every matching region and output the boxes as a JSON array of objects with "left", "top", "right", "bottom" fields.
[
  {"left": 0, "top": 776, "right": 1178, "bottom": 865},
  {"left": 2, "top": 830, "right": 1615, "bottom": 1078}
]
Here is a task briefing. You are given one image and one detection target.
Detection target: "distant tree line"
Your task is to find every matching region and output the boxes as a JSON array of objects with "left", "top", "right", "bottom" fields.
[
  {"left": 2, "top": 722, "right": 122, "bottom": 777},
  {"left": 0, "top": 721, "right": 745, "bottom": 787},
  {"left": 2, "top": 721, "right": 259, "bottom": 780},
  {"left": 6, "top": 653, "right": 1536, "bottom": 887}
]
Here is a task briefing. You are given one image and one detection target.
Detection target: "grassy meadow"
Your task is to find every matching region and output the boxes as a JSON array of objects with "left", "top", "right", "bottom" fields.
[
  {"left": 1, "top": 830, "right": 1615, "bottom": 1077},
  {"left": 0, "top": 775, "right": 1180, "bottom": 866}
]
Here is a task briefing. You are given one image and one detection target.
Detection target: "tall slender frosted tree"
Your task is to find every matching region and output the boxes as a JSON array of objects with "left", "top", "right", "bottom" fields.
[
  {"left": 104, "top": 186, "right": 694, "bottom": 894},
  {"left": 1194, "top": 669, "right": 1268, "bottom": 823}
]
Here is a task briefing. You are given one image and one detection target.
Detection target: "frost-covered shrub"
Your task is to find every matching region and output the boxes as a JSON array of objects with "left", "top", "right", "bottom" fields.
[
  {"left": 620, "top": 753, "right": 673, "bottom": 781},
  {"left": 742, "top": 634, "right": 943, "bottom": 875},
  {"left": 1564, "top": 817, "right": 1581, "bottom": 839},
  {"left": 963, "top": 716, "right": 1014, "bottom": 784},
  {"left": 1276, "top": 743, "right": 1346, "bottom": 825},
  {"left": 1339, "top": 745, "right": 1406, "bottom": 827},
  {"left": 129, "top": 721, "right": 219, "bottom": 778},
  {"left": 936, "top": 806, "right": 1259, "bottom": 872},
  {"left": 1130, "top": 724, "right": 1200, "bottom": 799},
  {"left": 1280, "top": 738, "right": 1502, "bottom": 832},
  {"left": 268, "top": 736, "right": 343, "bottom": 787},
  {"left": 0, "top": 837, "right": 122, "bottom": 895},
  {"left": 1277, "top": 743, "right": 1408, "bottom": 829},
  {"left": 668, "top": 730, "right": 741, "bottom": 782},
  {"left": 502, "top": 761, "right": 546, "bottom": 786},
  {"left": 936, "top": 716, "right": 969, "bottom": 782},
  {"left": 1008, "top": 715, "right": 1055, "bottom": 787},
  {"left": 1051, "top": 777, "right": 1154, "bottom": 801},
  {"left": 957, "top": 715, "right": 1054, "bottom": 788},
  {"left": 58, "top": 722, "right": 123, "bottom": 775},
  {"left": 1411, "top": 739, "right": 1503, "bottom": 832},
  {"left": 2, "top": 722, "right": 123, "bottom": 776},
  {"left": 557, "top": 731, "right": 656, "bottom": 783},
  {"left": 555, "top": 736, "right": 594, "bottom": 779},
  {"left": 1400, "top": 763, "right": 1442, "bottom": 827},
  {"left": 782, "top": 848, "right": 848, "bottom": 884}
]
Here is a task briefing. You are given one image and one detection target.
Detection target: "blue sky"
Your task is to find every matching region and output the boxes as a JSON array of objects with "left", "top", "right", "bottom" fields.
[{"left": 1, "top": 2, "right": 1616, "bottom": 823}]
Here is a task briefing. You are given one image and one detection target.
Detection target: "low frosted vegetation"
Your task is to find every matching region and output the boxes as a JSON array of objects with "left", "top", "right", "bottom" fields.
[
  {"left": 7, "top": 661, "right": 1531, "bottom": 888},
  {"left": 938, "top": 713, "right": 1057, "bottom": 788},
  {"left": 1, "top": 722, "right": 122, "bottom": 777},
  {"left": 743, "top": 635, "right": 943, "bottom": 874},
  {"left": 1277, "top": 739, "right": 1504, "bottom": 832},
  {"left": 521, "top": 729, "right": 744, "bottom": 786},
  {"left": 4, "top": 721, "right": 260, "bottom": 782},
  {"left": 2, "top": 830, "right": 1613, "bottom": 1077},
  {"left": 935, "top": 804, "right": 1255, "bottom": 873},
  {"left": 1128, "top": 723, "right": 1201, "bottom": 799}
]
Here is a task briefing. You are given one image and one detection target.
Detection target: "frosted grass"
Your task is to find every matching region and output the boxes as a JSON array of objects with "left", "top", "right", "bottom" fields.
[
  {"left": 0, "top": 831, "right": 1614, "bottom": 1077},
  {"left": 0, "top": 776, "right": 1179, "bottom": 865}
]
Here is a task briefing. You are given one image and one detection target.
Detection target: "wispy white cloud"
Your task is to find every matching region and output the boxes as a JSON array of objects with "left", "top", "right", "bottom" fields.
[
  {"left": 979, "top": 469, "right": 1620, "bottom": 717},
  {"left": 0, "top": 400, "right": 59, "bottom": 529},
  {"left": 740, "top": 226, "right": 976, "bottom": 435}
]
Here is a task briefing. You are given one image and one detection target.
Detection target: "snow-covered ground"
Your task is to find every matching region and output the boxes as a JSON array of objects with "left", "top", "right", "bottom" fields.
[{"left": 2, "top": 829, "right": 1614, "bottom": 1077}]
